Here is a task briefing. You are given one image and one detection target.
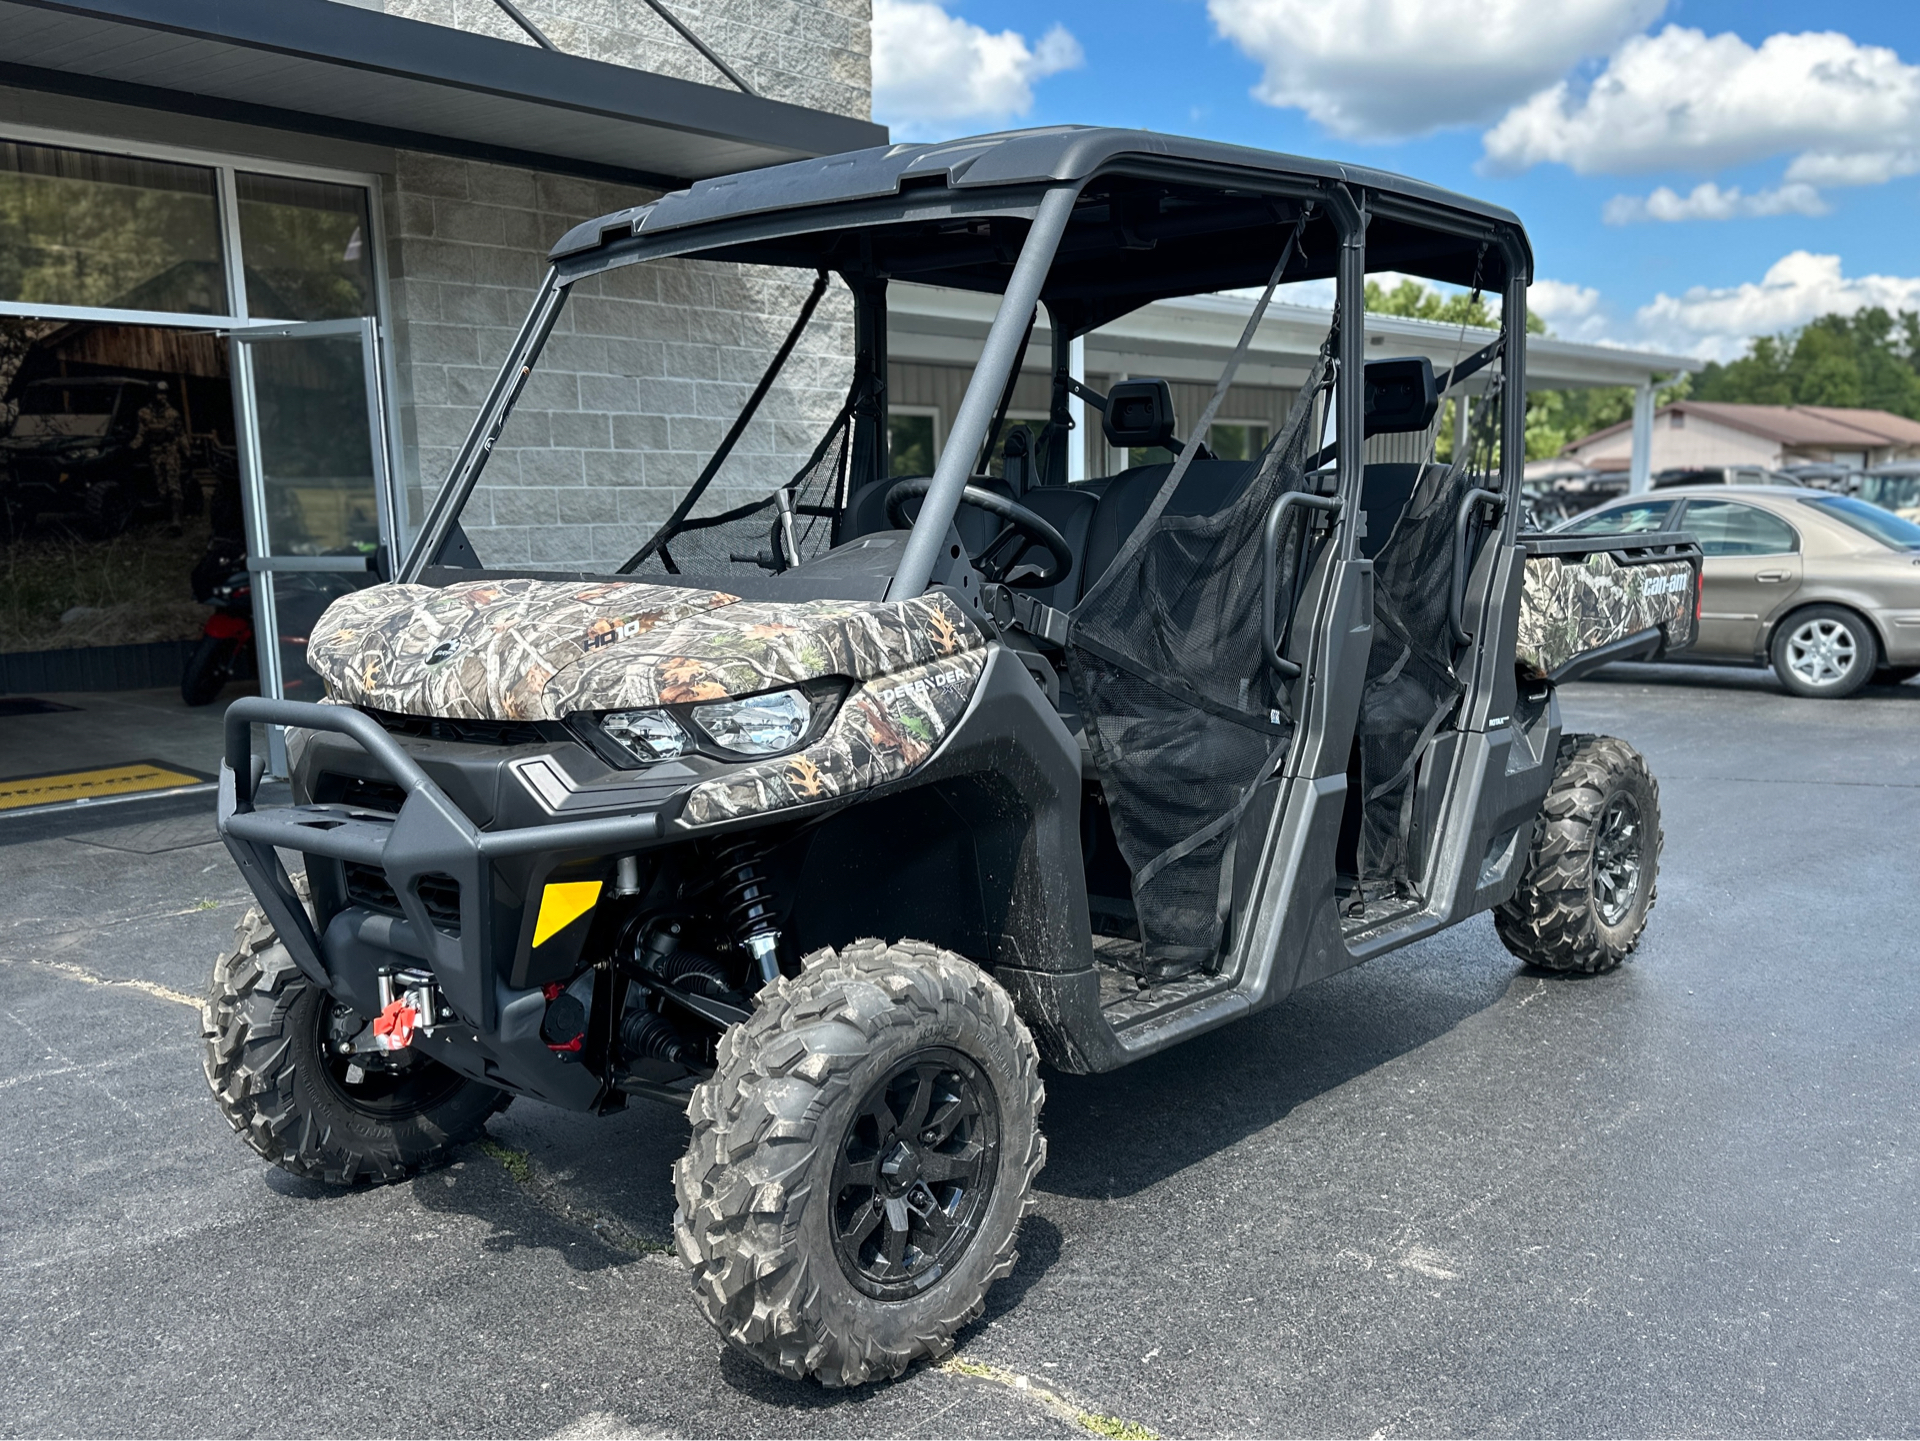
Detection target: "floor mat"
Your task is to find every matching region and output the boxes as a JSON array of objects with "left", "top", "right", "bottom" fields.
[
  {"left": 0, "top": 760, "right": 212, "bottom": 813},
  {"left": 0, "top": 697, "right": 80, "bottom": 717}
]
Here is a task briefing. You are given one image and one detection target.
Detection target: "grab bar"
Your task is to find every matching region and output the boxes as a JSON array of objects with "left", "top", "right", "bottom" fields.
[{"left": 1263, "top": 491, "right": 1343, "bottom": 678}]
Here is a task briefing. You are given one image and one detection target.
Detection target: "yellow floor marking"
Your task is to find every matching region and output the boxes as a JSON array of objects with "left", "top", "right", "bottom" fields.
[
  {"left": 0, "top": 955, "right": 200, "bottom": 1010},
  {"left": 533, "top": 879, "right": 602, "bottom": 946},
  {"left": 0, "top": 761, "right": 206, "bottom": 812},
  {"left": 941, "top": 1358, "right": 1158, "bottom": 1438}
]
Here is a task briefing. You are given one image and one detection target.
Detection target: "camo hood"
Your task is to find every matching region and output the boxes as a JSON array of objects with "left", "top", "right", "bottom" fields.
[{"left": 306, "top": 578, "right": 985, "bottom": 721}]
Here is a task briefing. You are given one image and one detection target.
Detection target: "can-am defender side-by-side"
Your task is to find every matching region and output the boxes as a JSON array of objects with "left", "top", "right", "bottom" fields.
[{"left": 202, "top": 129, "right": 1700, "bottom": 1386}]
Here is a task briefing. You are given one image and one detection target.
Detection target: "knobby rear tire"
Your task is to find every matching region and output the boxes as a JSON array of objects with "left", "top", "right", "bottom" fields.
[{"left": 1494, "top": 733, "right": 1662, "bottom": 975}]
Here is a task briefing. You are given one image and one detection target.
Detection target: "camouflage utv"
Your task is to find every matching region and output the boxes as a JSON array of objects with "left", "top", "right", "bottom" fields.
[{"left": 203, "top": 129, "right": 1700, "bottom": 1386}]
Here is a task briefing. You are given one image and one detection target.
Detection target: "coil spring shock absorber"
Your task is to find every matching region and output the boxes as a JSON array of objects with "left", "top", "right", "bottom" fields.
[{"left": 716, "top": 842, "right": 783, "bottom": 986}]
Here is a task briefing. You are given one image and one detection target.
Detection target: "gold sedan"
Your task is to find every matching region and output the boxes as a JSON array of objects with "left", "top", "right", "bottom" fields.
[{"left": 1555, "top": 484, "right": 1920, "bottom": 698}]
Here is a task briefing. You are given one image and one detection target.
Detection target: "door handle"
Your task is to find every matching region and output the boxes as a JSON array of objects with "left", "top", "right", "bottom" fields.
[{"left": 1754, "top": 570, "right": 1790, "bottom": 582}]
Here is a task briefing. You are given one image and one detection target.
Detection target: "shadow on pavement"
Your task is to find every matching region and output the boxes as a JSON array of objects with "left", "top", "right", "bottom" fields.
[{"left": 1036, "top": 939, "right": 1517, "bottom": 1201}]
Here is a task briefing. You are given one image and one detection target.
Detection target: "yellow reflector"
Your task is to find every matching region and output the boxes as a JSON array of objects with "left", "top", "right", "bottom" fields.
[
  {"left": 533, "top": 879, "right": 602, "bottom": 946},
  {"left": 0, "top": 762, "right": 206, "bottom": 812}
]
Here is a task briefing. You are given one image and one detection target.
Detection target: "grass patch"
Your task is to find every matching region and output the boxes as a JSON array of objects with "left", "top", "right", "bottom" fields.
[{"left": 478, "top": 1138, "right": 534, "bottom": 1185}]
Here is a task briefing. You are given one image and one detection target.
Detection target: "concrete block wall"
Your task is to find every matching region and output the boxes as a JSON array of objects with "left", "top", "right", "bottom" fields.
[
  {"left": 366, "top": 0, "right": 872, "bottom": 569},
  {"left": 383, "top": 153, "right": 855, "bottom": 571},
  {"left": 361, "top": 0, "right": 871, "bottom": 120}
]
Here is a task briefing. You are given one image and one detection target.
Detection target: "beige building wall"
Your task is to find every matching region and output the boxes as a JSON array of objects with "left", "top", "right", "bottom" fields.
[{"left": 1567, "top": 413, "right": 1781, "bottom": 473}]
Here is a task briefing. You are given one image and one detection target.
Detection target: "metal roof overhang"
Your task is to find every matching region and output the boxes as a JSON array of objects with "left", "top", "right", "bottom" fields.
[
  {"left": 0, "top": 0, "right": 888, "bottom": 188},
  {"left": 890, "top": 288, "right": 1702, "bottom": 393}
]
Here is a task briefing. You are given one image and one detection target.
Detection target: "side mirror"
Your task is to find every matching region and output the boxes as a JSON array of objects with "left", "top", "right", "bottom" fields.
[
  {"left": 1102, "top": 378, "right": 1177, "bottom": 451},
  {"left": 1363, "top": 357, "right": 1439, "bottom": 438}
]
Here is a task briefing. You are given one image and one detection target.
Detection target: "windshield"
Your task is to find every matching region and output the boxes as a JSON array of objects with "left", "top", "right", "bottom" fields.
[
  {"left": 22, "top": 383, "right": 119, "bottom": 415},
  {"left": 1803, "top": 494, "right": 1920, "bottom": 550},
  {"left": 7, "top": 383, "right": 126, "bottom": 441},
  {"left": 1557, "top": 498, "right": 1676, "bottom": 535},
  {"left": 444, "top": 262, "right": 855, "bottom": 575},
  {"left": 1858, "top": 473, "right": 1920, "bottom": 513}
]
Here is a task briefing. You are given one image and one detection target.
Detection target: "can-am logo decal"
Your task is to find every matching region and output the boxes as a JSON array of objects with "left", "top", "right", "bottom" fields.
[
  {"left": 1649, "top": 571, "right": 1690, "bottom": 595},
  {"left": 427, "top": 640, "right": 459, "bottom": 665}
]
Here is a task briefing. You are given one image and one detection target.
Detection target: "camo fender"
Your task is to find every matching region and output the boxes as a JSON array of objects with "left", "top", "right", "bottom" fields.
[
  {"left": 1516, "top": 552, "right": 1695, "bottom": 679},
  {"left": 680, "top": 648, "right": 987, "bottom": 826}
]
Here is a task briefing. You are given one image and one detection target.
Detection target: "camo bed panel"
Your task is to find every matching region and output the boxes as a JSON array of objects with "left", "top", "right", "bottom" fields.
[
  {"left": 681, "top": 649, "right": 987, "bottom": 825},
  {"left": 307, "top": 579, "right": 984, "bottom": 720},
  {"left": 1516, "top": 551, "right": 1695, "bottom": 680}
]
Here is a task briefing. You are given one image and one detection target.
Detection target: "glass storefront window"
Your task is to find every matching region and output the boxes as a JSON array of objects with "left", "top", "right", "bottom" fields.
[
  {"left": 236, "top": 172, "right": 375, "bottom": 321},
  {"left": 888, "top": 412, "right": 936, "bottom": 476},
  {"left": 1208, "top": 421, "right": 1269, "bottom": 461},
  {"left": 0, "top": 140, "right": 225, "bottom": 314}
]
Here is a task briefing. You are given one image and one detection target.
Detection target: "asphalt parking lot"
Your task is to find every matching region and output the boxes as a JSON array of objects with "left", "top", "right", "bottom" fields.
[{"left": 2, "top": 663, "right": 1916, "bottom": 1439}]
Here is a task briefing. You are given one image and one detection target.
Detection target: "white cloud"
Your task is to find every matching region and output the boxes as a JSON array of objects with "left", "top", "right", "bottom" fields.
[
  {"left": 1635, "top": 251, "right": 1920, "bottom": 362},
  {"left": 871, "top": 0, "right": 1082, "bottom": 135},
  {"left": 1206, "top": 0, "right": 1661, "bottom": 140},
  {"left": 1602, "top": 181, "right": 1830, "bottom": 225},
  {"left": 1784, "top": 149, "right": 1920, "bottom": 187},
  {"left": 1483, "top": 26, "right": 1920, "bottom": 178},
  {"left": 1530, "top": 279, "right": 1613, "bottom": 343}
]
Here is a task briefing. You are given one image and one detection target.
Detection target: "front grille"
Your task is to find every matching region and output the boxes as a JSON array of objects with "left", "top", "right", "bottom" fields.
[
  {"left": 362, "top": 707, "right": 558, "bottom": 747},
  {"left": 341, "top": 863, "right": 462, "bottom": 936},
  {"left": 416, "top": 873, "right": 461, "bottom": 934},
  {"left": 343, "top": 862, "right": 401, "bottom": 914}
]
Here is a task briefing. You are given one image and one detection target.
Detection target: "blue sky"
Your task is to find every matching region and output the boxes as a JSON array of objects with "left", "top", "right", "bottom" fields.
[{"left": 869, "top": 0, "right": 1920, "bottom": 361}]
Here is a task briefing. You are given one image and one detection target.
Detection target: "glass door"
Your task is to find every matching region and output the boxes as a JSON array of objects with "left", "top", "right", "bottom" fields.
[{"left": 229, "top": 317, "right": 393, "bottom": 763}]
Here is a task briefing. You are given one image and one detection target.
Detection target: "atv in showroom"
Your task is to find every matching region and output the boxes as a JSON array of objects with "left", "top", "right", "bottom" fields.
[{"left": 203, "top": 129, "right": 1700, "bottom": 1386}]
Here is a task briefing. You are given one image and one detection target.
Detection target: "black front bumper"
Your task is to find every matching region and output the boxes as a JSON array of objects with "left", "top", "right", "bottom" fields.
[{"left": 218, "top": 697, "right": 672, "bottom": 1107}]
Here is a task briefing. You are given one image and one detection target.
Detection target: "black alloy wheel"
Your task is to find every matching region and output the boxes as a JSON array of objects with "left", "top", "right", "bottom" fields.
[
  {"left": 829, "top": 1049, "right": 1000, "bottom": 1300},
  {"left": 1590, "top": 792, "right": 1644, "bottom": 928},
  {"left": 318, "top": 995, "right": 468, "bottom": 1120}
]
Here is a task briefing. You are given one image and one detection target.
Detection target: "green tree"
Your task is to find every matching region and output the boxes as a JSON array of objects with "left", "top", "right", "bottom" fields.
[
  {"left": 1693, "top": 307, "right": 1920, "bottom": 418},
  {"left": 1364, "top": 277, "right": 1546, "bottom": 334}
]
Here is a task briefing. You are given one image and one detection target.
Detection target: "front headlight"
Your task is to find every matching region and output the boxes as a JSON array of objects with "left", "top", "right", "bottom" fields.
[
  {"left": 692, "top": 687, "right": 811, "bottom": 756},
  {"left": 601, "top": 708, "right": 688, "bottom": 764}
]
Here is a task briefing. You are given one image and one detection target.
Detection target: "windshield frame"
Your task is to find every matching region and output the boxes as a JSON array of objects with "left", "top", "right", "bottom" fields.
[{"left": 401, "top": 163, "right": 1532, "bottom": 592}]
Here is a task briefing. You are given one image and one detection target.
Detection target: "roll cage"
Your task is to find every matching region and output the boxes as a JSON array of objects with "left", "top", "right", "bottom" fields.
[{"left": 402, "top": 126, "right": 1535, "bottom": 598}]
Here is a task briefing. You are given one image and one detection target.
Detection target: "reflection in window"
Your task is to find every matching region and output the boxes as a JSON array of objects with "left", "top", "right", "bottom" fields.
[
  {"left": 1208, "top": 421, "right": 1269, "bottom": 461},
  {"left": 0, "top": 140, "right": 225, "bottom": 313},
  {"left": 1559, "top": 498, "right": 1676, "bottom": 535},
  {"left": 1680, "top": 500, "right": 1797, "bottom": 557},
  {"left": 888, "top": 412, "right": 936, "bottom": 476},
  {"left": 237, "top": 172, "right": 375, "bottom": 321},
  {"left": 249, "top": 334, "right": 379, "bottom": 555}
]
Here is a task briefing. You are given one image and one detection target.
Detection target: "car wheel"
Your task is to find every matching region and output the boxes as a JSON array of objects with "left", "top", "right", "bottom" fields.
[{"left": 1770, "top": 605, "right": 1876, "bottom": 698}]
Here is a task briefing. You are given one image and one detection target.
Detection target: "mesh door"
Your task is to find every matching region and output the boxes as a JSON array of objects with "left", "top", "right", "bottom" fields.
[{"left": 1067, "top": 365, "right": 1328, "bottom": 967}]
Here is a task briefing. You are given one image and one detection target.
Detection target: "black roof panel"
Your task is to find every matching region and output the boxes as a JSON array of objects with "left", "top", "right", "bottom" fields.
[{"left": 552, "top": 125, "right": 1528, "bottom": 266}]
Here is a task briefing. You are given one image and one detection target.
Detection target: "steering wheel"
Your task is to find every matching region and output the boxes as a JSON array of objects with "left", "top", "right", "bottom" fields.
[{"left": 885, "top": 478, "right": 1074, "bottom": 589}]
